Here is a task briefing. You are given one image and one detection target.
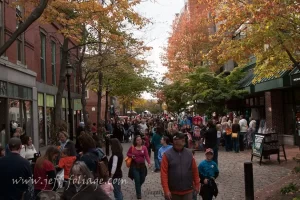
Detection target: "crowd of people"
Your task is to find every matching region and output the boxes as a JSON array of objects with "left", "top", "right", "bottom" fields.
[{"left": 0, "top": 112, "right": 259, "bottom": 200}]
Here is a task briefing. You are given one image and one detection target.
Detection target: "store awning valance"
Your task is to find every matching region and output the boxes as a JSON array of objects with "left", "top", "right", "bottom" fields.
[
  {"left": 290, "top": 67, "right": 300, "bottom": 86},
  {"left": 239, "top": 63, "right": 291, "bottom": 93}
]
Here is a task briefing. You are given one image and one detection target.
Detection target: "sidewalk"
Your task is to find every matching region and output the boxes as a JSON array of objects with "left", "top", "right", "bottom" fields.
[{"left": 255, "top": 145, "right": 300, "bottom": 199}]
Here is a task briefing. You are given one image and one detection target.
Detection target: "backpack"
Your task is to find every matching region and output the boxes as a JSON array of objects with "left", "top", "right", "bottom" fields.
[{"left": 94, "top": 148, "right": 109, "bottom": 183}]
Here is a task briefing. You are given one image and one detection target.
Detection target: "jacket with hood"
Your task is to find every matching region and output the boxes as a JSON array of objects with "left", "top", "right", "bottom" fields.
[{"left": 79, "top": 149, "right": 99, "bottom": 174}]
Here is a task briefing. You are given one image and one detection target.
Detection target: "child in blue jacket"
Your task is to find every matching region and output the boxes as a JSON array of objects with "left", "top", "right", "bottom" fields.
[{"left": 198, "top": 148, "right": 219, "bottom": 200}]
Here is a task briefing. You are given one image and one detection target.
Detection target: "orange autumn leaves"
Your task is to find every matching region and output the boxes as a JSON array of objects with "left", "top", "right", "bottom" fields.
[
  {"left": 164, "top": 0, "right": 300, "bottom": 82},
  {"left": 17, "top": 0, "right": 148, "bottom": 43}
]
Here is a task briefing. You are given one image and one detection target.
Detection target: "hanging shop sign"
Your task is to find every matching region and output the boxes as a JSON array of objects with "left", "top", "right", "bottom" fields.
[{"left": 291, "top": 73, "right": 300, "bottom": 86}]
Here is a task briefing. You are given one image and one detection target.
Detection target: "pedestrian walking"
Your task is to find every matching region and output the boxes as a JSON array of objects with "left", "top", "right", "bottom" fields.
[
  {"left": 61, "top": 161, "right": 111, "bottom": 200},
  {"left": 77, "top": 133, "right": 99, "bottom": 174},
  {"left": 232, "top": 118, "right": 241, "bottom": 153},
  {"left": 198, "top": 148, "right": 219, "bottom": 200},
  {"left": 34, "top": 146, "right": 60, "bottom": 198},
  {"left": 151, "top": 125, "right": 163, "bottom": 172},
  {"left": 127, "top": 135, "right": 151, "bottom": 199},
  {"left": 203, "top": 121, "right": 218, "bottom": 165},
  {"left": 247, "top": 120, "right": 256, "bottom": 149},
  {"left": 161, "top": 132, "right": 200, "bottom": 200},
  {"left": 0, "top": 138, "right": 32, "bottom": 200},
  {"left": 158, "top": 136, "right": 172, "bottom": 164},
  {"left": 108, "top": 138, "right": 124, "bottom": 200},
  {"left": 239, "top": 115, "right": 248, "bottom": 151},
  {"left": 221, "top": 117, "right": 232, "bottom": 151}
]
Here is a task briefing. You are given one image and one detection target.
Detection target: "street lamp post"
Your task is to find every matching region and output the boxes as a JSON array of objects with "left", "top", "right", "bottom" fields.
[{"left": 66, "top": 62, "right": 74, "bottom": 141}]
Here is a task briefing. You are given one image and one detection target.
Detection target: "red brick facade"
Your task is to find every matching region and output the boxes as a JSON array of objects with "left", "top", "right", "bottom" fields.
[
  {"left": 85, "top": 89, "right": 109, "bottom": 124},
  {"left": 3, "top": 1, "right": 79, "bottom": 92}
]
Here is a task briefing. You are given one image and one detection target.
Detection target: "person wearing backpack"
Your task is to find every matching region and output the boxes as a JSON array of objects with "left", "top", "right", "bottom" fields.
[
  {"left": 77, "top": 134, "right": 100, "bottom": 174},
  {"left": 108, "top": 138, "right": 124, "bottom": 200}
]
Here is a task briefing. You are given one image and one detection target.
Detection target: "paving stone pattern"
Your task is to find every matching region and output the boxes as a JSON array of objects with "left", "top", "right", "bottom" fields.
[{"left": 110, "top": 143, "right": 291, "bottom": 200}]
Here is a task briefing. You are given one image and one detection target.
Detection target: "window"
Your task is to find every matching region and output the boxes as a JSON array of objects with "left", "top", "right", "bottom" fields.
[
  {"left": 16, "top": 4, "right": 24, "bottom": 64},
  {"left": 85, "top": 90, "right": 89, "bottom": 99},
  {"left": 40, "top": 32, "right": 46, "bottom": 82},
  {"left": 51, "top": 41, "right": 56, "bottom": 85},
  {"left": 0, "top": 1, "right": 4, "bottom": 47}
]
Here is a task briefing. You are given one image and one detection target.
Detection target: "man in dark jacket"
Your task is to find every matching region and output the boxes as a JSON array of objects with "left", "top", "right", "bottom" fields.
[
  {"left": 0, "top": 138, "right": 32, "bottom": 200},
  {"left": 204, "top": 120, "right": 218, "bottom": 165},
  {"left": 161, "top": 132, "right": 200, "bottom": 200}
]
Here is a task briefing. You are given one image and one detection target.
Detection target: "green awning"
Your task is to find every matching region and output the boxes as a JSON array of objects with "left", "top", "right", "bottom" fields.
[
  {"left": 290, "top": 67, "right": 300, "bottom": 75},
  {"left": 239, "top": 63, "right": 291, "bottom": 93}
]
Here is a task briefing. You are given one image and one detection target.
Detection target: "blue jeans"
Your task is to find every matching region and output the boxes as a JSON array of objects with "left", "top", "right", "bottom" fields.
[
  {"left": 232, "top": 137, "right": 239, "bottom": 153},
  {"left": 225, "top": 134, "right": 232, "bottom": 151},
  {"left": 132, "top": 166, "right": 146, "bottom": 197},
  {"left": 112, "top": 179, "right": 123, "bottom": 200},
  {"left": 154, "top": 149, "right": 160, "bottom": 170}
]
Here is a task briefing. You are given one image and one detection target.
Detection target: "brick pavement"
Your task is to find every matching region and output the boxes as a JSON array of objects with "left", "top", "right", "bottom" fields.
[{"left": 115, "top": 142, "right": 292, "bottom": 200}]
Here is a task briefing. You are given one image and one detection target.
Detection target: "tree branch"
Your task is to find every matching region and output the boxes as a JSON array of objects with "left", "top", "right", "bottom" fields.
[{"left": 0, "top": 0, "right": 49, "bottom": 56}]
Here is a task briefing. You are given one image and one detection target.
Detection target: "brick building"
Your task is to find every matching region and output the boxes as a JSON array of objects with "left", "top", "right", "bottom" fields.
[{"left": 0, "top": 1, "right": 81, "bottom": 149}]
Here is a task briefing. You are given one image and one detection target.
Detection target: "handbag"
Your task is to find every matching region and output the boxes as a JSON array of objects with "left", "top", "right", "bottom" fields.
[
  {"left": 226, "top": 128, "right": 232, "bottom": 135},
  {"left": 232, "top": 133, "right": 238, "bottom": 138},
  {"left": 125, "top": 145, "right": 134, "bottom": 168}
]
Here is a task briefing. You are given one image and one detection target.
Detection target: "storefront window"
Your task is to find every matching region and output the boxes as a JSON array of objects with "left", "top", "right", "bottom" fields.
[
  {"left": 9, "top": 99, "right": 20, "bottom": 136},
  {"left": 46, "top": 107, "right": 54, "bottom": 144},
  {"left": 38, "top": 107, "right": 45, "bottom": 147},
  {"left": 46, "top": 95, "right": 54, "bottom": 144},
  {"left": 21, "top": 101, "right": 32, "bottom": 138}
]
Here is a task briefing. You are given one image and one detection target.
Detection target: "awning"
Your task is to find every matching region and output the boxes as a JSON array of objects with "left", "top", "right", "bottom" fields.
[
  {"left": 290, "top": 67, "right": 300, "bottom": 86},
  {"left": 239, "top": 64, "right": 291, "bottom": 93}
]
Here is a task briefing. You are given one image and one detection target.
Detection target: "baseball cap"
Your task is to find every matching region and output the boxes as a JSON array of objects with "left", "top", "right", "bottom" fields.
[
  {"left": 205, "top": 148, "right": 214, "bottom": 155},
  {"left": 173, "top": 132, "right": 185, "bottom": 140}
]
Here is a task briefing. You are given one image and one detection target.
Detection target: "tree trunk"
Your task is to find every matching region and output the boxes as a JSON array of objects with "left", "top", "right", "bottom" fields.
[
  {"left": 81, "top": 80, "right": 88, "bottom": 130},
  {"left": 105, "top": 85, "right": 109, "bottom": 125},
  {"left": 54, "top": 38, "right": 69, "bottom": 131},
  {"left": 97, "top": 71, "right": 103, "bottom": 138},
  {"left": 123, "top": 102, "right": 126, "bottom": 115},
  {"left": 0, "top": 0, "right": 49, "bottom": 56}
]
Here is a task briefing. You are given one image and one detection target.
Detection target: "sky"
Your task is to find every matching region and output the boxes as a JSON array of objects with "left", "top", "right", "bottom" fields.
[{"left": 133, "top": 0, "right": 185, "bottom": 99}]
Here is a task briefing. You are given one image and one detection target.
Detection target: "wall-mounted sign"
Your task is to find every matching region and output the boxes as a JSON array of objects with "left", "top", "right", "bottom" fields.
[{"left": 291, "top": 73, "right": 300, "bottom": 85}]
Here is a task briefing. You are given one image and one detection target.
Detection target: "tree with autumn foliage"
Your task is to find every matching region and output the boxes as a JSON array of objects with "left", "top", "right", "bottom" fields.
[
  {"left": 202, "top": 0, "right": 300, "bottom": 82},
  {"left": 162, "top": 0, "right": 217, "bottom": 80}
]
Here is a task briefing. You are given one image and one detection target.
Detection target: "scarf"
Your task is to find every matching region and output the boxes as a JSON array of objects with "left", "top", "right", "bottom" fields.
[{"left": 60, "top": 139, "right": 69, "bottom": 151}]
